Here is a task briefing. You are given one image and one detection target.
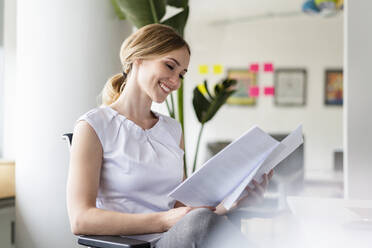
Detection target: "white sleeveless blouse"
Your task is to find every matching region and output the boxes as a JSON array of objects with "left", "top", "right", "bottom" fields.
[{"left": 76, "top": 106, "right": 184, "bottom": 214}]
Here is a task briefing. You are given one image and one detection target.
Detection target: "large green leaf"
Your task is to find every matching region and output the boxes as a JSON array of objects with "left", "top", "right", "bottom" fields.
[
  {"left": 203, "top": 80, "right": 214, "bottom": 100},
  {"left": 114, "top": 0, "right": 167, "bottom": 27},
  {"left": 193, "top": 87, "right": 211, "bottom": 123},
  {"left": 161, "top": 6, "right": 189, "bottom": 37},
  {"left": 166, "top": 0, "right": 188, "bottom": 8},
  {"left": 111, "top": 0, "right": 127, "bottom": 20},
  {"left": 193, "top": 78, "right": 237, "bottom": 124},
  {"left": 203, "top": 89, "right": 235, "bottom": 123}
]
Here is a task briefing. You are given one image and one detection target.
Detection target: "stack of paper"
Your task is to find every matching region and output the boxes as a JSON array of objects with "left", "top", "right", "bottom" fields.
[{"left": 168, "top": 125, "right": 303, "bottom": 210}]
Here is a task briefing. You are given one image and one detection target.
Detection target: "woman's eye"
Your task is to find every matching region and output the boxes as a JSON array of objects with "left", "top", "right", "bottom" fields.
[{"left": 166, "top": 64, "right": 174, "bottom": 70}]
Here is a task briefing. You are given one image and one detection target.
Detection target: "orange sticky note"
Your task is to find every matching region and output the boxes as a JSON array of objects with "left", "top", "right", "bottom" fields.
[
  {"left": 213, "top": 64, "right": 223, "bottom": 75},
  {"left": 250, "top": 63, "right": 259, "bottom": 73},
  {"left": 264, "top": 63, "right": 274, "bottom": 72},
  {"left": 249, "top": 86, "right": 259, "bottom": 97},
  {"left": 264, "top": 86, "right": 275, "bottom": 96},
  {"left": 198, "top": 65, "right": 208, "bottom": 75}
]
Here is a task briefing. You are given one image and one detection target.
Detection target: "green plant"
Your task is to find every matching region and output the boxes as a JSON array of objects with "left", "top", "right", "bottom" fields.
[
  {"left": 111, "top": 0, "right": 189, "bottom": 176},
  {"left": 192, "top": 78, "right": 237, "bottom": 174}
]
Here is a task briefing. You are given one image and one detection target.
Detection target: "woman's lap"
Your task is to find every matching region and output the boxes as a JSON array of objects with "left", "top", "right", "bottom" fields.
[{"left": 155, "top": 208, "right": 254, "bottom": 248}]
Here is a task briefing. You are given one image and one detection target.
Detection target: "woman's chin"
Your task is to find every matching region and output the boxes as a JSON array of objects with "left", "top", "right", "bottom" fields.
[{"left": 153, "top": 96, "right": 168, "bottom": 104}]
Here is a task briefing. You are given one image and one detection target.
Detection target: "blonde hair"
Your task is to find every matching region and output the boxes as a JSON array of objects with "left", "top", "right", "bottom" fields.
[{"left": 101, "top": 24, "right": 190, "bottom": 106}]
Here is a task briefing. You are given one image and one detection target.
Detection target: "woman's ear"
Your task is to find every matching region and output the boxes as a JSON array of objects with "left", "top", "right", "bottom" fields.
[{"left": 133, "top": 59, "right": 142, "bottom": 67}]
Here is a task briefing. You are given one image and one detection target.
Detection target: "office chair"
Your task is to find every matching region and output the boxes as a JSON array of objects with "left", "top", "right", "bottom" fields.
[{"left": 62, "top": 133, "right": 151, "bottom": 248}]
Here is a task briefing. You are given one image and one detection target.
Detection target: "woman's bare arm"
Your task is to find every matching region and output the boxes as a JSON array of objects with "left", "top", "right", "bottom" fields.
[{"left": 66, "top": 121, "right": 167, "bottom": 235}]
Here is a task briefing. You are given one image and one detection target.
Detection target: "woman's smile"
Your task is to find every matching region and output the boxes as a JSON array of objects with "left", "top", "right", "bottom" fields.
[{"left": 158, "top": 81, "right": 172, "bottom": 94}]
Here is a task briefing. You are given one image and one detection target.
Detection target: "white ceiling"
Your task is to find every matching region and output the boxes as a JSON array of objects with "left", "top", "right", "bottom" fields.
[{"left": 188, "top": 0, "right": 305, "bottom": 23}]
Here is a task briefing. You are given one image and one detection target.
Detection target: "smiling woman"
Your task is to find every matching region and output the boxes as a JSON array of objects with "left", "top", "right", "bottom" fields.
[{"left": 67, "top": 23, "right": 266, "bottom": 248}]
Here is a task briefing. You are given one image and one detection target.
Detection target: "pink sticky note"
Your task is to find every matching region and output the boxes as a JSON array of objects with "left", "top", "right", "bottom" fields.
[
  {"left": 249, "top": 86, "right": 259, "bottom": 97},
  {"left": 250, "top": 63, "right": 259, "bottom": 73},
  {"left": 264, "top": 86, "right": 275, "bottom": 96},
  {"left": 264, "top": 63, "right": 274, "bottom": 72}
]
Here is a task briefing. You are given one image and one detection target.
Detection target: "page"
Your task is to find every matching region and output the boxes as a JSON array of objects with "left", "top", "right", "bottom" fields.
[
  {"left": 168, "top": 125, "right": 279, "bottom": 207},
  {"left": 221, "top": 162, "right": 263, "bottom": 210},
  {"left": 222, "top": 125, "right": 303, "bottom": 209},
  {"left": 253, "top": 124, "right": 303, "bottom": 183}
]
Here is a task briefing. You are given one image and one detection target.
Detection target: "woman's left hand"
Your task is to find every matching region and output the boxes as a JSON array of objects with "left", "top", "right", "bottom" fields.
[
  {"left": 214, "top": 169, "right": 274, "bottom": 215},
  {"left": 235, "top": 169, "right": 274, "bottom": 207}
]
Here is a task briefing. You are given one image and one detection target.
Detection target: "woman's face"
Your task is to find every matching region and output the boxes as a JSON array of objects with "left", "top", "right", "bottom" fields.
[{"left": 136, "top": 46, "right": 190, "bottom": 103}]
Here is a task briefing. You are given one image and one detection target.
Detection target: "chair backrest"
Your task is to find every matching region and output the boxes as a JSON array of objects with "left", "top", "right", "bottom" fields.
[{"left": 62, "top": 133, "right": 73, "bottom": 149}]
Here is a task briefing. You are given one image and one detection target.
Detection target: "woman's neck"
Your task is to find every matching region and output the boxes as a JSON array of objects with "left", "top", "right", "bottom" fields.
[{"left": 110, "top": 80, "right": 156, "bottom": 124}]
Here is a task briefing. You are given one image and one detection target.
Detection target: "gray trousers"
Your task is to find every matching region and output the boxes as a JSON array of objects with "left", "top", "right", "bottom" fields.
[{"left": 155, "top": 208, "right": 256, "bottom": 248}]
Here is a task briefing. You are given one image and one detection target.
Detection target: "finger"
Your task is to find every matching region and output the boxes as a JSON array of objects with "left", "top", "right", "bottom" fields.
[
  {"left": 269, "top": 169, "right": 274, "bottom": 179},
  {"left": 265, "top": 173, "right": 269, "bottom": 185},
  {"left": 249, "top": 188, "right": 263, "bottom": 202},
  {"left": 253, "top": 180, "right": 265, "bottom": 195},
  {"left": 196, "top": 206, "right": 216, "bottom": 211},
  {"left": 184, "top": 206, "right": 193, "bottom": 213},
  {"left": 260, "top": 174, "right": 268, "bottom": 188}
]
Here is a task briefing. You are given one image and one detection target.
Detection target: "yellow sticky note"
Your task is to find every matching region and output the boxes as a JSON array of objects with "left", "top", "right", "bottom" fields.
[
  {"left": 213, "top": 64, "right": 223, "bottom": 75},
  {"left": 198, "top": 65, "right": 208, "bottom": 75}
]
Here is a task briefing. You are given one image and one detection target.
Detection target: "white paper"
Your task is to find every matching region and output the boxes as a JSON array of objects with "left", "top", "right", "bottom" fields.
[
  {"left": 168, "top": 125, "right": 279, "bottom": 207},
  {"left": 222, "top": 125, "right": 304, "bottom": 209},
  {"left": 222, "top": 163, "right": 262, "bottom": 210},
  {"left": 168, "top": 125, "right": 303, "bottom": 208},
  {"left": 253, "top": 124, "right": 303, "bottom": 183}
]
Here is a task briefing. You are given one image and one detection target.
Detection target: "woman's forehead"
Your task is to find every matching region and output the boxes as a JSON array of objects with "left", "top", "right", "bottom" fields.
[{"left": 162, "top": 48, "right": 190, "bottom": 65}]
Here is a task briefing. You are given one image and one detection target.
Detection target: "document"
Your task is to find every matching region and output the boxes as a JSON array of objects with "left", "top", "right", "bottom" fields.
[{"left": 168, "top": 125, "right": 303, "bottom": 210}]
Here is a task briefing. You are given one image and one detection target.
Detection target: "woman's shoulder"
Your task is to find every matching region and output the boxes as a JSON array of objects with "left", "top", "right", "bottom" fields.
[
  {"left": 75, "top": 106, "right": 118, "bottom": 147},
  {"left": 76, "top": 106, "right": 117, "bottom": 133},
  {"left": 82, "top": 106, "right": 113, "bottom": 120}
]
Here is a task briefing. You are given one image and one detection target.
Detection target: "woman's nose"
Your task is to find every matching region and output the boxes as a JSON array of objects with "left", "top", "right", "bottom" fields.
[{"left": 169, "top": 74, "right": 180, "bottom": 88}]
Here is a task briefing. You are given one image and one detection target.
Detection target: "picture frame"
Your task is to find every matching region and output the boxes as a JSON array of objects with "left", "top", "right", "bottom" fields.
[
  {"left": 274, "top": 68, "right": 307, "bottom": 106},
  {"left": 226, "top": 69, "right": 257, "bottom": 106},
  {"left": 324, "top": 69, "right": 343, "bottom": 106}
]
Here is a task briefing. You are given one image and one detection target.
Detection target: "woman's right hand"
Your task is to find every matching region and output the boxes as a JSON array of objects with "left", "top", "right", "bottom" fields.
[
  {"left": 161, "top": 206, "right": 215, "bottom": 231},
  {"left": 161, "top": 207, "right": 192, "bottom": 231}
]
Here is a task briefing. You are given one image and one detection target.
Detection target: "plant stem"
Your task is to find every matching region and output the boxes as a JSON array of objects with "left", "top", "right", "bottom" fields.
[
  {"left": 165, "top": 99, "right": 173, "bottom": 118},
  {"left": 192, "top": 123, "right": 204, "bottom": 173},
  {"left": 170, "top": 92, "right": 175, "bottom": 118},
  {"left": 178, "top": 82, "right": 187, "bottom": 177},
  {"left": 149, "top": 0, "right": 158, "bottom": 23}
]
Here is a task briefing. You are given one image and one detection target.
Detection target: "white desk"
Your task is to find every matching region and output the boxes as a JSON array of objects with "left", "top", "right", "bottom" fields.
[{"left": 240, "top": 197, "right": 372, "bottom": 248}]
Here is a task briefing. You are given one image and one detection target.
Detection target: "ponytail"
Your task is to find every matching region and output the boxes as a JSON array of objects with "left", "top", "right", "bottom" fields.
[{"left": 101, "top": 73, "right": 127, "bottom": 106}]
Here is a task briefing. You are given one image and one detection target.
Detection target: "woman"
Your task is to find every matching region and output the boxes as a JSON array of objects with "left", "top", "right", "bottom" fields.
[{"left": 67, "top": 23, "right": 272, "bottom": 248}]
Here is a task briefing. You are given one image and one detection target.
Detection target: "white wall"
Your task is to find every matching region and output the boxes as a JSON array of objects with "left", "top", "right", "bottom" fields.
[
  {"left": 344, "top": 0, "right": 372, "bottom": 200},
  {"left": 15, "top": 1, "right": 130, "bottom": 247},
  {"left": 3, "top": 0, "right": 17, "bottom": 159},
  {"left": 0, "top": 0, "right": 4, "bottom": 156},
  {"left": 0, "top": 47, "right": 3, "bottom": 157},
  {"left": 183, "top": 12, "right": 343, "bottom": 174}
]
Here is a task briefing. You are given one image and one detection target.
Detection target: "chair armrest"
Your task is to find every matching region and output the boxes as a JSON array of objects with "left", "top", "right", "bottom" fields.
[{"left": 78, "top": 235, "right": 151, "bottom": 248}]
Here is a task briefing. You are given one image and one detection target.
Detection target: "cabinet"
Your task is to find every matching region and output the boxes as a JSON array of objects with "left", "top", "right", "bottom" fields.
[
  {"left": 0, "top": 160, "right": 15, "bottom": 198},
  {"left": 0, "top": 199, "right": 15, "bottom": 248},
  {"left": 0, "top": 160, "right": 16, "bottom": 248}
]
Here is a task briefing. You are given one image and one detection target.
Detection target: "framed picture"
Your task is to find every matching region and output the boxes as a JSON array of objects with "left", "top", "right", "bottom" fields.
[
  {"left": 274, "top": 69, "right": 307, "bottom": 106},
  {"left": 226, "top": 69, "right": 257, "bottom": 106},
  {"left": 325, "top": 69, "right": 343, "bottom": 106}
]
